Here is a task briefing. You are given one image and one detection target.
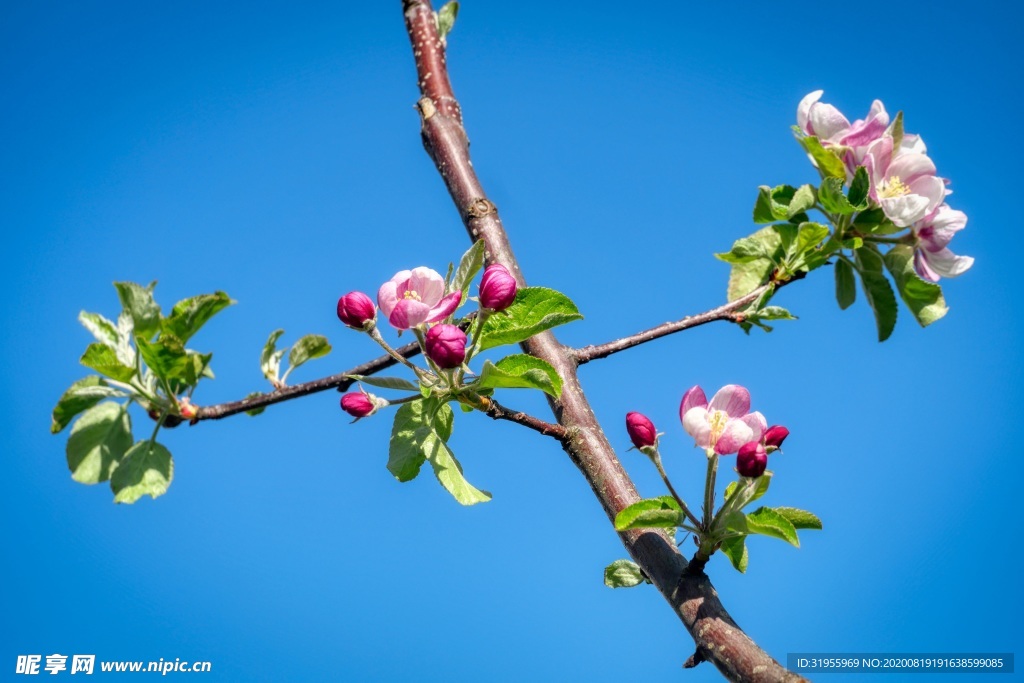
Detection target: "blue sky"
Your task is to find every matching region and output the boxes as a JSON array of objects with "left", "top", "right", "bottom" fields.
[{"left": 3, "top": 1, "right": 1021, "bottom": 680}]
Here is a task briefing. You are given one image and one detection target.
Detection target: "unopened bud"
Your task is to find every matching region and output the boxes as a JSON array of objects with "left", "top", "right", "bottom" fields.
[
  {"left": 763, "top": 425, "right": 789, "bottom": 451},
  {"left": 424, "top": 324, "right": 467, "bottom": 369},
  {"left": 479, "top": 264, "right": 518, "bottom": 312},
  {"left": 625, "top": 412, "right": 658, "bottom": 450},
  {"left": 341, "top": 391, "right": 378, "bottom": 419},
  {"left": 736, "top": 441, "right": 768, "bottom": 478},
  {"left": 178, "top": 397, "right": 198, "bottom": 420},
  {"left": 337, "top": 291, "right": 377, "bottom": 330}
]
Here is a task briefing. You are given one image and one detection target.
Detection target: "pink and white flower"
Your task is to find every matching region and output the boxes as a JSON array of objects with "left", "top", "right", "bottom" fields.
[
  {"left": 911, "top": 204, "right": 974, "bottom": 282},
  {"left": 797, "top": 90, "right": 890, "bottom": 173},
  {"left": 680, "top": 385, "right": 767, "bottom": 455},
  {"left": 864, "top": 136, "right": 946, "bottom": 227},
  {"left": 377, "top": 267, "right": 462, "bottom": 330}
]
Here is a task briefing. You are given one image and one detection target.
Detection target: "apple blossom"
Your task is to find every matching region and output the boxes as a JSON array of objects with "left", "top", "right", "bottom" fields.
[
  {"left": 424, "top": 323, "right": 467, "bottom": 369},
  {"left": 336, "top": 291, "right": 376, "bottom": 329},
  {"left": 864, "top": 136, "right": 946, "bottom": 227},
  {"left": 680, "top": 384, "right": 767, "bottom": 455},
  {"left": 797, "top": 90, "right": 889, "bottom": 173},
  {"left": 377, "top": 267, "right": 462, "bottom": 330},
  {"left": 479, "top": 264, "right": 518, "bottom": 312},
  {"left": 736, "top": 441, "right": 768, "bottom": 478},
  {"left": 911, "top": 204, "right": 975, "bottom": 282},
  {"left": 625, "top": 412, "right": 658, "bottom": 451},
  {"left": 762, "top": 425, "right": 789, "bottom": 451}
]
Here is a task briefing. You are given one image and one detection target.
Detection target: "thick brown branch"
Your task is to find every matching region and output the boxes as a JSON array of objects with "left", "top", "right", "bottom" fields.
[
  {"left": 194, "top": 340, "right": 422, "bottom": 421},
  {"left": 574, "top": 284, "right": 773, "bottom": 364},
  {"left": 401, "top": 2, "right": 806, "bottom": 680}
]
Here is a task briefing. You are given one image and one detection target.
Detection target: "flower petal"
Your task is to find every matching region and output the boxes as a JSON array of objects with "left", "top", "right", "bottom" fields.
[
  {"left": 408, "top": 267, "right": 446, "bottom": 306},
  {"left": 682, "top": 407, "right": 712, "bottom": 448},
  {"left": 809, "top": 102, "right": 851, "bottom": 142},
  {"left": 424, "top": 291, "right": 462, "bottom": 323},
  {"left": 920, "top": 247, "right": 974, "bottom": 280},
  {"left": 888, "top": 152, "right": 937, "bottom": 186},
  {"left": 715, "top": 419, "right": 755, "bottom": 455},
  {"left": 388, "top": 299, "right": 431, "bottom": 329},
  {"left": 679, "top": 385, "right": 707, "bottom": 422},
  {"left": 797, "top": 90, "right": 823, "bottom": 134},
  {"left": 377, "top": 273, "right": 409, "bottom": 321},
  {"left": 708, "top": 384, "right": 751, "bottom": 418},
  {"left": 881, "top": 193, "right": 932, "bottom": 227},
  {"left": 742, "top": 411, "right": 768, "bottom": 442}
]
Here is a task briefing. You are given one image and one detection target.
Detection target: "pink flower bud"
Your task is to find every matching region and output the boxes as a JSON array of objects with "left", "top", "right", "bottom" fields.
[
  {"left": 337, "top": 291, "right": 377, "bottom": 329},
  {"left": 625, "top": 412, "right": 658, "bottom": 450},
  {"left": 736, "top": 441, "right": 768, "bottom": 478},
  {"left": 178, "top": 397, "right": 198, "bottom": 420},
  {"left": 763, "top": 425, "right": 789, "bottom": 450},
  {"left": 424, "top": 324, "right": 467, "bottom": 369},
  {"left": 479, "top": 264, "right": 517, "bottom": 312},
  {"left": 341, "top": 392, "right": 377, "bottom": 419}
]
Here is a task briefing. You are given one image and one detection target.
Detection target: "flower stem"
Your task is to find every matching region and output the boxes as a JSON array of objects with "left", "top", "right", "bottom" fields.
[
  {"left": 702, "top": 450, "right": 719, "bottom": 529},
  {"left": 369, "top": 328, "right": 424, "bottom": 376},
  {"left": 650, "top": 452, "right": 702, "bottom": 530}
]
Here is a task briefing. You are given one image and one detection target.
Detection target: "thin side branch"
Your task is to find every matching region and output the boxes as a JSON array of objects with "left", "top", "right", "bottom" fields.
[
  {"left": 573, "top": 284, "right": 772, "bottom": 364},
  {"left": 194, "top": 340, "right": 422, "bottom": 421},
  {"left": 401, "top": 2, "right": 806, "bottom": 680},
  {"left": 481, "top": 398, "right": 569, "bottom": 441}
]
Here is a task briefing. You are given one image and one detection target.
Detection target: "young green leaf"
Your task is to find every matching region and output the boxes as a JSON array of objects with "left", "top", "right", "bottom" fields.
[
  {"left": 243, "top": 392, "right": 267, "bottom": 417},
  {"left": 78, "top": 311, "right": 119, "bottom": 348},
  {"left": 714, "top": 236, "right": 772, "bottom": 264},
  {"left": 79, "top": 343, "right": 136, "bottom": 383},
  {"left": 388, "top": 400, "right": 441, "bottom": 482},
  {"left": 848, "top": 166, "right": 870, "bottom": 209},
  {"left": 818, "top": 177, "right": 855, "bottom": 216},
  {"left": 346, "top": 375, "right": 420, "bottom": 392},
  {"left": 835, "top": 259, "right": 857, "bottom": 310},
  {"left": 796, "top": 135, "right": 847, "bottom": 179},
  {"left": 603, "top": 559, "right": 649, "bottom": 588},
  {"left": 66, "top": 401, "right": 133, "bottom": 484},
  {"left": 614, "top": 496, "right": 684, "bottom": 531},
  {"left": 452, "top": 239, "right": 485, "bottom": 301},
  {"left": 788, "top": 184, "right": 816, "bottom": 218},
  {"left": 110, "top": 440, "right": 174, "bottom": 504},
  {"left": 476, "top": 354, "right": 563, "bottom": 398},
  {"left": 752, "top": 185, "right": 801, "bottom": 223},
  {"left": 883, "top": 245, "right": 949, "bottom": 327},
  {"left": 476, "top": 287, "right": 582, "bottom": 351},
  {"left": 136, "top": 337, "right": 192, "bottom": 383},
  {"left": 51, "top": 376, "right": 128, "bottom": 434},
  {"left": 435, "top": 1, "right": 459, "bottom": 40},
  {"left": 287, "top": 334, "right": 332, "bottom": 373},
  {"left": 422, "top": 429, "right": 491, "bottom": 505},
  {"left": 719, "top": 536, "right": 749, "bottom": 573},
  {"left": 261, "top": 329, "right": 286, "bottom": 384},
  {"left": 723, "top": 226, "right": 784, "bottom": 301},
  {"left": 773, "top": 507, "right": 823, "bottom": 530},
  {"left": 113, "top": 281, "right": 162, "bottom": 341},
  {"left": 854, "top": 247, "right": 898, "bottom": 341},
  {"left": 162, "top": 291, "right": 234, "bottom": 344},
  {"left": 745, "top": 506, "right": 800, "bottom": 547}
]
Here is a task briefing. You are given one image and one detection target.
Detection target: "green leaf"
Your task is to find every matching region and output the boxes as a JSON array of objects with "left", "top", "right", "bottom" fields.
[
  {"left": 603, "top": 559, "right": 649, "bottom": 588},
  {"left": 432, "top": 402, "right": 454, "bottom": 442},
  {"left": 789, "top": 184, "right": 816, "bottom": 218},
  {"left": 435, "top": 1, "right": 459, "bottom": 39},
  {"left": 66, "top": 402, "right": 133, "bottom": 484},
  {"left": 818, "top": 176, "right": 855, "bottom": 216},
  {"left": 773, "top": 507, "right": 823, "bottom": 530},
  {"left": 110, "top": 440, "right": 174, "bottom": 503},
  {"left": 261, "top": 329, "right": 286, "bottom": 384},
  {"left": 719, "top": 536, "right": 748, "bottom": 573},
  {"left": 162, "top": 291, "right": 234, "bottom": 344},
  {"left": 477, "top": 287, "right": 583, "bottom": 351},
  {"left": 287, "top": 334, "right": 332, "bottom": 372},
  {"left": 848, "top": 166, "right": 870, "bottom": 209},
  {"left": 79, "top": 343, "right": 136, "bottom": 383},
  {"left": 723, "top": 226, "right": 783, "bottom": 301},
  {"left": 745, "top": 506, "right": 800, "bottom": 547},
  {"left": 796, "top": 134, "right": 847, "bottom": 179},
  {"left": 753, "top": 185, "right": 805, "bottom": 223},
  {"left": 883, "top": 245, "right": 949, "bottom": 327},
  {"left": 243, "top": 392, "right": 266, "bottom": 416},
  {"left": 136, "top": 337, "right": 192, "bottom": 383},
  {"left": 614, "top": 496, "right": 685, "bottom": 531},
  {"left": 423, "top": 429, "right": 491, "bottom": 505},
  {"left": 452, "top": 239, "right": 485, "bottom": 301},
  {"left": 387, "top": 400, "right": 440, "bottom": 482},
  {"left": 78, "top": 311, "right": 119, "bottom": 347},
  {"left": 114, "top": 281, "right": 162, "bottom": 341},
  {"left": 714, "top": 236, "right": 771, "bottom": 264},
  {"left": 835, "top": 259, "right": 857, "bottom": 310},
  {"left": 755, "top": 306, "right": 795, "bottom": 322},
  {"left": 51, "top": 376, "right": 128, "bottom": 434},
  {"left": 791, "top": 222, "right": 831, "bottom": 265},
  {"left": 723, "top": 472, "right": 772, "bottom": 513},
  {"left": 887, "top": 111, "right": 905, "bottom": 152},
  {"left": 854, "top": 247, "right": 898, "bottom": 341},
  {"left": 476, "top": 354, "right": 563, "bottom": 398},
  {"left": 346, "top": 375, "right": 420, "bottom": 392}
]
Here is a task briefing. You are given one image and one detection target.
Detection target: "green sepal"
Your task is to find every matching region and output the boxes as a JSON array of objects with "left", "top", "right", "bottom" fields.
[
  {"left": 614, "top": 496, "right": 685, "bottom": 531},
  {"left": 110, "top": 440, "right": 174, "bottom": 504},
  {"left": 475, "top": 354, "right": 563, "bottom": 398},
  {"left": 883, "top": 245, "right": 948, "bottom": 327},
  {"left": 603, "top": 559, "right": 650, "bottom": 588},
  {"left": 476, "top": 287, "right": 583, "bottom": 351},
  {"left": 66, "top": 401, "right": 133, "bottom": 484}
]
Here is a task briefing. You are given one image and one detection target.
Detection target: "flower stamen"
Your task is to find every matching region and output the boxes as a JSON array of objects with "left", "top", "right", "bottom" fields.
[{"left": 878, "top": 175, "right": 911, "bottom": 199}]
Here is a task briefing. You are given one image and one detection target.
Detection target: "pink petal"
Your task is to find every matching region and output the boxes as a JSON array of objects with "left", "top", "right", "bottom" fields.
[
  {"left": 408, "top": 267, "right": 446, "bottom": 306},
  {"left": 714, "top": 419, "right": 755, "bottom": 455},
  {"left": 389, "top": 299, "right": 431, "bottom": 329},
  {"left": 888, "top": 152, "right": 937, "bottom": 185},
  {"left": 377, "top": 276, "right": 406, "bottom": 321},
  {"left": 424, "top": 291, "right": 462, "bottom": 323},
  {"left": 708, "top": 384, "right": 751, "bottom": 418},
  {"left": 679, "top": 385, "right": 707, "bottom": 422},
  {"left": 797, "top": 90, "right": 823, "bottom": 133},
  {"left": 809, "top": 102, "right": 851, "bottom": 141},
  {"left": 682, "top": 407, "right": 712, "bottom": 448},
  {"left": 741, "top": 411, "right": 768, "bottom": 442},
  {"left": 918, "top": 206, "right": 967, "bottom": 249},
  {"left": 881, "top": 194, "right": 931, "bottom": 228},
  {"left": 921, "top": 247, "right": 974, "bottom": 280}
]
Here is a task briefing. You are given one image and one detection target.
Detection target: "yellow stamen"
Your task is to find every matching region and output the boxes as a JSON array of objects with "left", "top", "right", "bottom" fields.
[
  {"left": 708, "top": 409, "right": 728, "bottom": 444},
  {"left": 403, "top": 290, "right": 421, "bottom": 301},
  {"left": 878, "top": 175, "right": 911, "bottom": 199}
]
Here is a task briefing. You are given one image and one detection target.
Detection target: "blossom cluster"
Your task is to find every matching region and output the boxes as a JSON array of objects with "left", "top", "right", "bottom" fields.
[{"left": 797, "top": 91, "right": 973, "bottom": 282}]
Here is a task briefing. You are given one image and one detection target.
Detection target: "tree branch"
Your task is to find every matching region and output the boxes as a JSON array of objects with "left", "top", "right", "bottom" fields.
[
  {"left": 194, "top": 340, "right": 422, "bottom": 421},
  {"left": 480, "top": 397, "right": 570, "bottom": 441},
  {"left": 401, "top": 2, "right": 806, "bottom": 680}
]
